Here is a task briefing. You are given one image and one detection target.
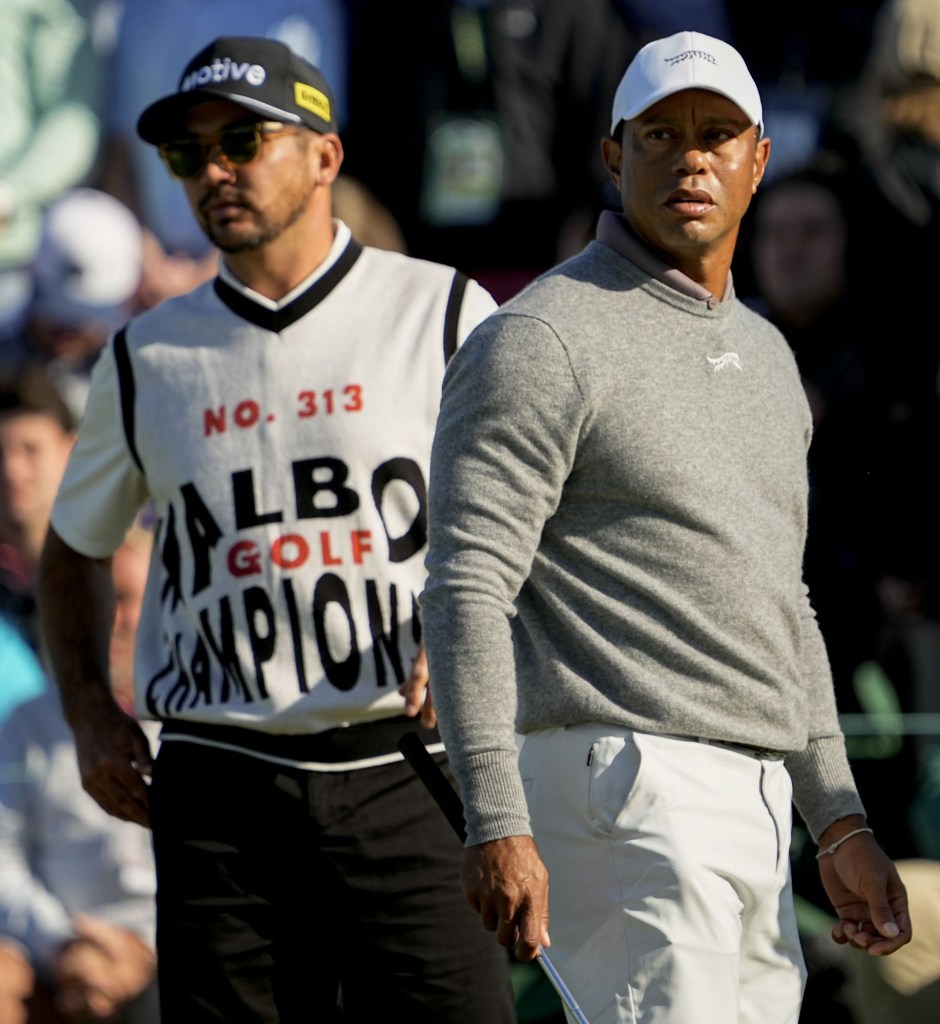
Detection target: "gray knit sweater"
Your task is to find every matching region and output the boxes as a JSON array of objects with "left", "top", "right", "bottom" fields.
[{"left": 421, "top": 216, "right": 864, "bottom": 846}]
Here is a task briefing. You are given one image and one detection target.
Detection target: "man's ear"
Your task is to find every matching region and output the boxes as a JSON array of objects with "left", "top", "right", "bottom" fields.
[
  {"left": 601, "top": 135, "right": 622, "bottom": 189},
  {"left": 315, "top": 132, "right": 344, "bottom": 184},
  {"left": 751, "top": 135, "right": 771, "bottom": 194}
]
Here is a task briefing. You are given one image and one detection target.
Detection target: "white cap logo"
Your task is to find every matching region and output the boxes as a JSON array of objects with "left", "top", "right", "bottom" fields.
[{"left": 181, "top": 58, "right": 267, "bottom": 93}]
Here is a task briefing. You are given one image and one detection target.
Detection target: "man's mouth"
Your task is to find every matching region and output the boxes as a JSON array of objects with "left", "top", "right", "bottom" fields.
[
  {"left": 665, "top": 190, "right": 714, "bottom": 215},
  {"left": 201, "top": 192, "right": 245, "bottom": 220}
]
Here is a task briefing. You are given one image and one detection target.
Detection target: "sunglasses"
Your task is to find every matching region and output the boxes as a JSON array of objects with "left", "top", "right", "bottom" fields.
[{"left": 158, "top": 121, "right": 302, "bottom": 179}]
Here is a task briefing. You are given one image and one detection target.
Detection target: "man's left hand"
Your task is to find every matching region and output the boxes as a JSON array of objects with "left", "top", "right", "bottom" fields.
[{"left": 817, "top": 823, "right": 912, "bottom": 956}]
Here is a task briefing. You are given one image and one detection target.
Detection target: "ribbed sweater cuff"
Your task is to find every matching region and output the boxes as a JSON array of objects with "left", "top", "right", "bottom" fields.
[
  {"left": 458, "top": 750, "right": 533, "bottom": 846},
  {"left": 787, "top": 734, "right": 866, "bottom": 842}
]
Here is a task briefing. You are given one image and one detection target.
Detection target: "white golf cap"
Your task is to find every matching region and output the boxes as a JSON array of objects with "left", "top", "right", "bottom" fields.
[
  {"left": 31, "top": 188, "right": 143, "bottom": 330},
  {"left": 610, "top": 31, "right": 763, "bottom": 136}
]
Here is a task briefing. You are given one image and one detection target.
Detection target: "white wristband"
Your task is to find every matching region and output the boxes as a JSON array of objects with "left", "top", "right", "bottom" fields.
[{"left": 815, "top": 826, "right": 874, "bottom": 859}]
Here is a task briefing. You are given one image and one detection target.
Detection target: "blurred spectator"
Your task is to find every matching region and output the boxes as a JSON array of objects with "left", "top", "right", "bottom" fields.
[
  {"left": 0, "top": 0, "right": 116, "bottom": 344},
  {"left": 342, "top": 0, "right": 640, "bottom": 302},
  {"left": 826, "top": 0, "right": 940, "bottom": 409},
  {"left": 738, "top": 162, "right": 875, "bottom": 633},
  {"left": 11, "top": 188, "right": 143, "bottom": 422},
  {"left": 0, "top": 367, "right": 76, "bottom": 655},
  {"left": 0, "top": 364, "right": 67, "bottom": 737},
  {"left": 833, "top": 0, "right": 940, "bottom": 229},
  {"left": 98, "top": 0, "right": 349, "bottom": 308},
  {"left": 741, "top": 162, "right": 867, "bottom": 424},
  {"left": 0, "top": 524, "right": 159, "bottom": 1024}
]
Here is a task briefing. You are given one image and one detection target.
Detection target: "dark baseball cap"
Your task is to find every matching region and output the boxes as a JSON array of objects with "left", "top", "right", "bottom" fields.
[{"left": 137, "top": 36, "right": 337, "bottom": 144}]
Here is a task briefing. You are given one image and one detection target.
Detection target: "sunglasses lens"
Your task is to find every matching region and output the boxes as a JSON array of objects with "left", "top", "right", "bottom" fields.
[
  {"left": 161, "top": 141, "right": 205, "bottom": 178},
  {"left": 159, "top": 125, "right": 268, "bottom": 177},
  {"left": 220, "top": 127, "right": 261, "bottom": 165}
]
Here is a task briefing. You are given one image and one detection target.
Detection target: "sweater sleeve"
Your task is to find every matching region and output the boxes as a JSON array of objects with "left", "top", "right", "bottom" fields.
[
  {"left": 421, "top": 311, "right": 585, "bottom": 845},
  {"left": 786, "top": 588, "right": 867, "bottom": 840}
]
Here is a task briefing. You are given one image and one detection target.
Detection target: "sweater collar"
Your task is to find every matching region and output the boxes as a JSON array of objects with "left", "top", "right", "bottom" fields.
[{"left": 595, "top": 211, "right": 734, "bottom": 308}]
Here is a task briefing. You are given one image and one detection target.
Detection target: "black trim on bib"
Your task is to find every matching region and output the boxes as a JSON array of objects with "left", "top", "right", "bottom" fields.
[
  {"left": 213, "top": 239, "right": 364, "bottom": 332},
  {"left": 443, "top": 271, "right": 468, "bottom": 364},
  {"left": 112, "top": 328, "right": 143, "bottom": 474}
]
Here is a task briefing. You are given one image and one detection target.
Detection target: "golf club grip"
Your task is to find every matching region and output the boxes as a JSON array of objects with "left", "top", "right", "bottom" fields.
[
  {"left": 397, "top": 731, "right": 468, "bottom": 842},
  {"left": 396, "top": 731, "right": 592, "bottom": 1024}
]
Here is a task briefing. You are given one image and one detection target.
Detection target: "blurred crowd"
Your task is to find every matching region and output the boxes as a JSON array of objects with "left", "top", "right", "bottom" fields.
[{"left": 0, "top": 1, "right": 939, "bottom": 1022}]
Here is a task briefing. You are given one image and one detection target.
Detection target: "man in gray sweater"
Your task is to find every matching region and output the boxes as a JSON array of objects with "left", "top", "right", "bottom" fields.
[{"left": 420, "top": 30, "right": 911, "bottom": 1024}]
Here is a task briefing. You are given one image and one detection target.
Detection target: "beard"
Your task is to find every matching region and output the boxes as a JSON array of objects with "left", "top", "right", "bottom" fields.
[{"left": 198, "top": 183, "right": 314, "bottom": 253}]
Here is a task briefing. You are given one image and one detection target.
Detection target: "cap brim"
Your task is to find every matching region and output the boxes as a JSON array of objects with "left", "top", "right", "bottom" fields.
[{"left": 137, "top": 88, "right": 302, "bottom": 143}]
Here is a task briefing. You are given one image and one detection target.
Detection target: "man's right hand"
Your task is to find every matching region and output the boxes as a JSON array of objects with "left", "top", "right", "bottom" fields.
[
  {"left": 72, "top": 699, "right": 153, "bottom": 828},
  {"left": 462, "top": 835, "right": 551, "bottom": 962}
]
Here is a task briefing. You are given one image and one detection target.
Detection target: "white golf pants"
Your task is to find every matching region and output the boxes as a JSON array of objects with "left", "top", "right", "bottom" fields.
[{"left": 518, "top": 725, "right": 806, "bottom": 1024}]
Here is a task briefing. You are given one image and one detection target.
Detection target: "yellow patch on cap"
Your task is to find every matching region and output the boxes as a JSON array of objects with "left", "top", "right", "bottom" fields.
[{"left": 295, "top": 82, "right": 331, "bottom": 123}]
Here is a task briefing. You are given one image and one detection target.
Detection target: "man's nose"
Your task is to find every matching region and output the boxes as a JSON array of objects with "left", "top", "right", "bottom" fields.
[
  {"left": 199, "top": 145, "right": 239, "bottom": 182},
  {"left": 672, "top": 140, "right": 708, "bottom": 175}
]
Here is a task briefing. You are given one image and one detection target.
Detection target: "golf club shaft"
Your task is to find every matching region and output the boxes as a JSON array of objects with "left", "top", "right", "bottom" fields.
[{"left": 397, "top": 731, "right": 591, "bottom": 1024}]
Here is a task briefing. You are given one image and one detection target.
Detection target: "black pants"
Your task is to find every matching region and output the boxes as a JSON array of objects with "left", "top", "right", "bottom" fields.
[{"left": 149, "top": 742, "right": 517, "bottom": 1023}]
